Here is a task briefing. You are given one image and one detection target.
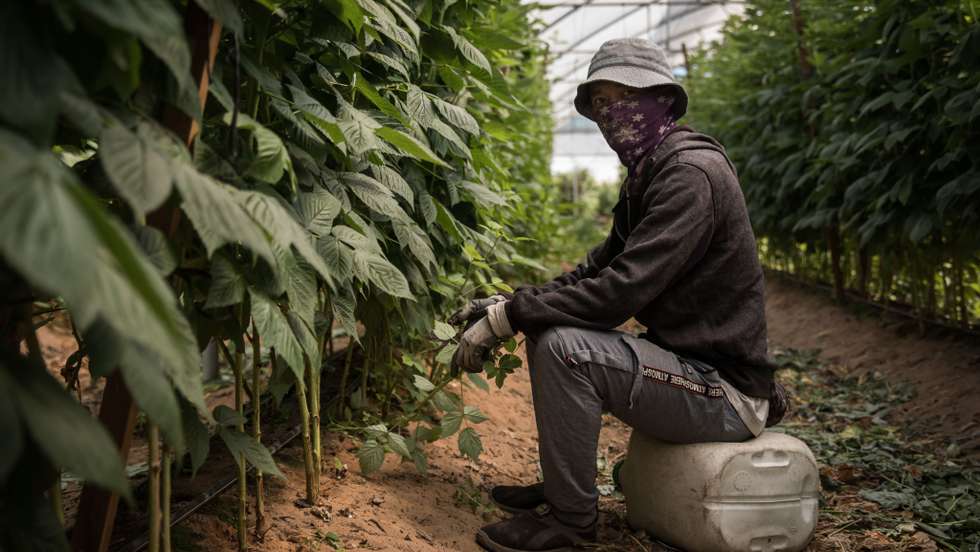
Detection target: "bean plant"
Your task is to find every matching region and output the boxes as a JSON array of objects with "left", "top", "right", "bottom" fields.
[
  {"left": 685, "top": 0, "right": 980, "bottom": 326},
  {"left": 0, "top": 0, "right": 554, "bottom": 549}
]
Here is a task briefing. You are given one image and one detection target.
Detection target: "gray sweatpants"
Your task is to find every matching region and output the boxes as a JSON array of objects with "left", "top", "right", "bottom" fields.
[{"left": 526, "top": 326, "right": 753, "bottom": 526}]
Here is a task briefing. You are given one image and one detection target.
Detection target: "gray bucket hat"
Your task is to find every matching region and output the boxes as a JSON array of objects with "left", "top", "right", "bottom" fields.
[{"left": 573, "top": 37, "right": 688, "bottom": 121}]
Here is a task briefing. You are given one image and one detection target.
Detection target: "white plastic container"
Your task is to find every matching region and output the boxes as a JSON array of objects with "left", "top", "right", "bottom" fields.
[{"left": 618, "top": 431, "right": 820, "bottom": 552}]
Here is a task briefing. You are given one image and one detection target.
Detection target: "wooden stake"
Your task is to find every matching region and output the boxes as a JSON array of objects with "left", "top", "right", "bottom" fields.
[
  {"left": 161, "top": 445, "right": 172, "bottom": 552},
  {"left": 251, "top": 322, "right": 267, "bottom": 538},
  {"left": 147, "top": 425, "right": 161, "bottom": 552}
]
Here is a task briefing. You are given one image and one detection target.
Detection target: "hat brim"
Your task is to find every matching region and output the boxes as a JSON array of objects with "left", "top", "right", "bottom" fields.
[{"left": 573, "top": 66, "right": 688, "bottom": 121}]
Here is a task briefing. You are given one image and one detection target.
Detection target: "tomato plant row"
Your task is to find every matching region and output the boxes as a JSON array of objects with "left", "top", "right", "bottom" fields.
[{"left": 0, "top": 0, "right": 554, "bottom": 549}]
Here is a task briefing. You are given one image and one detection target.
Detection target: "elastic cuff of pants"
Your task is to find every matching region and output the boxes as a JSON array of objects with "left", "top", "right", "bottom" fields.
[
  {"left": 486, "top": 301, "right": 514, "bottom": 338},
  {"left": 549, "top": 504, "right": 598, "bottom": 528}
]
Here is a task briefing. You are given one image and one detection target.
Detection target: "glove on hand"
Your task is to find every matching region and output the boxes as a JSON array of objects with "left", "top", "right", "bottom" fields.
[
  {"left": 451, "top": 302, "right": 515, "bottom": 373},
  {"left": 449, "top": 294, "right": 507, "bottom": 326}
]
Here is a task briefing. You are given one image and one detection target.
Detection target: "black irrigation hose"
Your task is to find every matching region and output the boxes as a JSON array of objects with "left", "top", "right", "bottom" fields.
[{"left": 765, "top": 268, "right": 980, "bottom": 339}]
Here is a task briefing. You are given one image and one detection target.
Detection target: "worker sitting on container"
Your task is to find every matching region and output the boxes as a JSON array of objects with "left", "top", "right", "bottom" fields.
[{"left": 450, "top": 37, "right": 787, "bottom": 552}]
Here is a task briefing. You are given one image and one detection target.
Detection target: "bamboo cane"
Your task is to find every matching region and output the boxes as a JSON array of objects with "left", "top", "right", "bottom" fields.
[
  {"left": 310, "top": 360, "right": 321, "bottom": 495},
  {"left": 233, "top": 348, "right": 247, "bottom": 551},
  {"left": 148, "top": 424, "right": 161, "bottom": 552},
  {"left": 161, "top": 444, "right": 172, "bottom": 552},
  {"left": 251, "top": 321, "right": 267, "bottom": 538}
]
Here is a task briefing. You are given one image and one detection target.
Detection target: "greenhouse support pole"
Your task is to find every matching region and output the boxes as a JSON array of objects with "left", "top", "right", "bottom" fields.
[{"left": 70, "top": 5, "right": 222, "bottom": 552}]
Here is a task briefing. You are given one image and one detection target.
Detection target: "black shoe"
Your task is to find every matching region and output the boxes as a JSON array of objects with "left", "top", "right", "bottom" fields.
[
  {"left": 476, "top": 504, "right": 597, "bottom": 552},
  {"left": 490, "top": 482, "right": 546, "bottom": 515}
]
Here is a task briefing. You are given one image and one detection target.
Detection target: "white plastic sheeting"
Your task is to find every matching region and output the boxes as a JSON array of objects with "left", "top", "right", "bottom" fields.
[{"left": 527, "top": 0, "right": 744, "bottom": 182}]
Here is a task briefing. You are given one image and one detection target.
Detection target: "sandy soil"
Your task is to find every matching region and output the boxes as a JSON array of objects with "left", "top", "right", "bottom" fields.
[{"left": 764, "top": 275, "right": 980, "bottom": 456}]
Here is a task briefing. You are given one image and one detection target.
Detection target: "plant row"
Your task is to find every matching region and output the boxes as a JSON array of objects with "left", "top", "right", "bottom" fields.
[
  {"left": 685, "top": 0, "right": 980, "bottom": 326},
  {"left": 0, "top": 0, "right": 554, "bottom": 549}
]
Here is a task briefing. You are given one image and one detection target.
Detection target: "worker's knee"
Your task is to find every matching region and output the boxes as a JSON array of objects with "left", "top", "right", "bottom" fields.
[{"left": 529, "top": 326, "right": 574, "bottom": 375}]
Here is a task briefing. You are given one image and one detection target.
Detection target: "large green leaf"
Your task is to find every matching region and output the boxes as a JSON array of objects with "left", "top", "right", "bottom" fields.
[
  {"left": 372, "top": 164, "right": 415, "bottom": 205},
  {"left": 100, "top": 121, "right": 174, "bottom": 217},
  {"left": 375, "top": 127, "right": 449, "bottom": 167},
  {"left": 357, "top": 438, "right": 385, "bottom": 475},
  {"left": 223, "top": 113, "right": 295, "bottom": 187},
  {"left": 297, "top": 189, "right": 342, "bottom": 236},
  {"left": 443, "top": 26, "right": 492, "bottom": 74},
  {"left": 251, "top": 292, "right": 305, "bottom": 382},
  {"left": 237, "top": 188, "right": 335, "bottom": 288},
  {"left": 205, "top": 254, "right": 246, "bottom": 309},
  {"left": 74, "top": 0, "right": 194, "bottom": 99},
  {"left": 121, "top": 360, "right": 183, "bottom": 451},
  {"left": 11, "top": 360, "right": 131, "bottom": 499},
  {"left": 172, "top": 162, "right": 276, "bottom": 266},
  {"left": 339, "top": 172, "right": 408, "bottom": 220},
  {"left": 193, "top": 0, "right": 244, "bottom": 37},
  {"left": 392, "top": 219, "right": 436, "bottom": 270},
  {"left": 336, "top": 99, "right": 382, "bottom": 154},
  {"left": 352, "top": 251, "right": 413, "bottom": 299},
  {"left": 0, "top": 132, "right": 204, "bottom": 418},
  {"left": 431, "top": 95, "right": 480, "bottom": 136}
]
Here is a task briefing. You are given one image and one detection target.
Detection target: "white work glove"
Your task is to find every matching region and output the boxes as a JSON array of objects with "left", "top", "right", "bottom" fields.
[
  {"left": 451, "top": 302, "right": 515, "bottom": 374},
  {"left": 448, "top": 294, "right": 507, "bottom": 326}
]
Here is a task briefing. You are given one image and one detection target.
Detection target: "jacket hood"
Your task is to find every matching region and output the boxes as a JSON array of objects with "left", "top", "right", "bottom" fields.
[{"left": 637, "top": 126, "right": 736, "bottom": 184}]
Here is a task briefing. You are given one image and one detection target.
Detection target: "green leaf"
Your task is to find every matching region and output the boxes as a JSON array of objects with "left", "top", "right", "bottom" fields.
[
  {"left": 205, "top": 254, "right": 246, "bottom": 309},
  {"left": 11, "top": 361, "right": 131, "bottom": 500},
  {"left": 357, "top": 438, "right": 386, "bottom": 474},
  {"left": 219, "top": 428, "right": 286, "bottom": 479},
  {"left": 463, "top": 405, "right": 489, "bottom": 424},
  {"left": 193, "top": 0, "right": 243, "bottom": 37},
  {"left": 413, "top": 374, "right": 435, "bottom": 392},
  {"left": 352, "top": 251, "right": 414, "bottom": 299},
  {"left": 392, "top": 219, "right": 436, "bottom": 269},
  {"left": 237, "top": 188, "right": 336, "bottom": 288},
  {"left": 133, "top": 225, "right": 177, "bottom": 276},
  {"left": 172, "top": 162, "right": 276, "bottom": 266},
  {"left": 74, "top": 0, "right": 194, "bottom": 99},
  {"left": 443, "top": 26, "right": 491, "bottom": 74},
  {"left": 339, "top": 172, "right": 408, "bottom": 220},
  {"left": 406, "top": 85, "right": 434, "bottom": 126},
  {"left": 180, "top": 397, "right": 210, "bottom": 476},
  {"left": 431, "top": 95, "right": 480, "bottom": 135},
  {"left": 458, "top": 428, "right": 483, "bottom": 461},
  {"left": 325, "top": 0, "right": 364, "bottom": 33},
  {"left": 372, "top": 164, "right": 414, "bottom": 205},
  {"left": 365, "top": 51, "right": 409, "bottom": 80},
  {"left": 297, "top": 189, "right": 341, "bottom": 236},
  {"left": 433, "top": 321, "right": 456, "bottom": 340},
  {"left": 99, "top": 121, "right": 174, "bottom": 217},
  {"left": 223, "top": 113, "right": 295, "bottom": 187},
  {"left": 121, "top": 361, "right": 183, "bottom": 451},
  {"left": 461, "top": 180, "right": 506, "bottom": 207},
  {"left": 0, "top": 132, "right": 206, "bottom": 421},
  {"left": 440, "top": 410, "right": 463, "bottom": 438},
  {"left": 213, "top": 404, "right": 246, "bottom": 427},
  {"left": 466, "top": 372, "right": 490, "bottom": 392},
  {"left": 386, "top": 432, "right": 412, "bottom": 458},
  {"left": 251, "top": 292, "right": 306, "bottom": 381},
  {"left": 376, "top": 127, "right": 449, "bottom": 167},
  {"left": 428, "top": 117, "right": 471, "bottom": 159},
  {"left": 354, "top": 74, "right": 409, "bottom": 125},
  {"left": 336, "top": 98, "right": 382, "bottom": 154}
]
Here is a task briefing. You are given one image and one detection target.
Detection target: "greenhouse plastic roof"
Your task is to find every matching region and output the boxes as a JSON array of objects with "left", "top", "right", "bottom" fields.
[{"left": 526, "top": 0, "right": 744, "bottom": 181}]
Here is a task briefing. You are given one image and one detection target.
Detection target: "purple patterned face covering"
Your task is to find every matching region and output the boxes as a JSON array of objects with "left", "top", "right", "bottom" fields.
[{"left": 594, "top": 90, "right": 677, "bottom": 173}]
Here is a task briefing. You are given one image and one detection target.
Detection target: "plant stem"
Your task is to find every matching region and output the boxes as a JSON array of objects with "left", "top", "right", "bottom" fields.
[
  {"left": 337, "top": 342, "right": 354, "bottom": 419},
  {"left": 162, "top": 444, "right": 172, "bottom": 552},
  {"left": 148, "top": 424, "right": 161, "bottom": 552},
  {"left": 251, "top": 321, "right": 266, "bottom": 538},
  {"left": 297, "top": 358, "right": 317, "bottom": 503},
  {"left": 309, "top": 354, "right": 321, "bottom": 494},
  {"left": 233, "top": 348, "right": 247, "bottom": 552},
  {"left": 50, "top": 477, "right": 63, "bottom": 526}
]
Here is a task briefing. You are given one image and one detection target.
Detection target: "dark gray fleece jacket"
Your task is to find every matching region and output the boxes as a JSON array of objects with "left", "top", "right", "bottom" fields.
[{"left": 506, "top": 126, "right": 774, "bottom": 399}]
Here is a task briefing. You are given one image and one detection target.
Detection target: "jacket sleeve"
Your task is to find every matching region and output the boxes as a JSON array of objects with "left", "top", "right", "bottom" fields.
[
  {"left": 512, "top": 234, "right": 617, "bottom": 296},
  {"left": 506, "top": 163, "right": 715, "bottom": 335}
]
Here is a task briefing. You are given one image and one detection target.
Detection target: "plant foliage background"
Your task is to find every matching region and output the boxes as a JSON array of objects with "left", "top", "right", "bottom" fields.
[
  {"left": 0, "top": 0, "right": 558, "bottom": 547},
  {"left": 685, "top": 0, "right": 980, "bottom": 327}
]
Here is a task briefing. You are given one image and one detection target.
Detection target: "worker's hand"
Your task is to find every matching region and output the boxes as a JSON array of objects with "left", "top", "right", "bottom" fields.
[
  {"left": 451, "top": 302, "right": 515, "bottom": 374},
  {"left": 448, "top": 294, "right": 507, "bottom": 326}
]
